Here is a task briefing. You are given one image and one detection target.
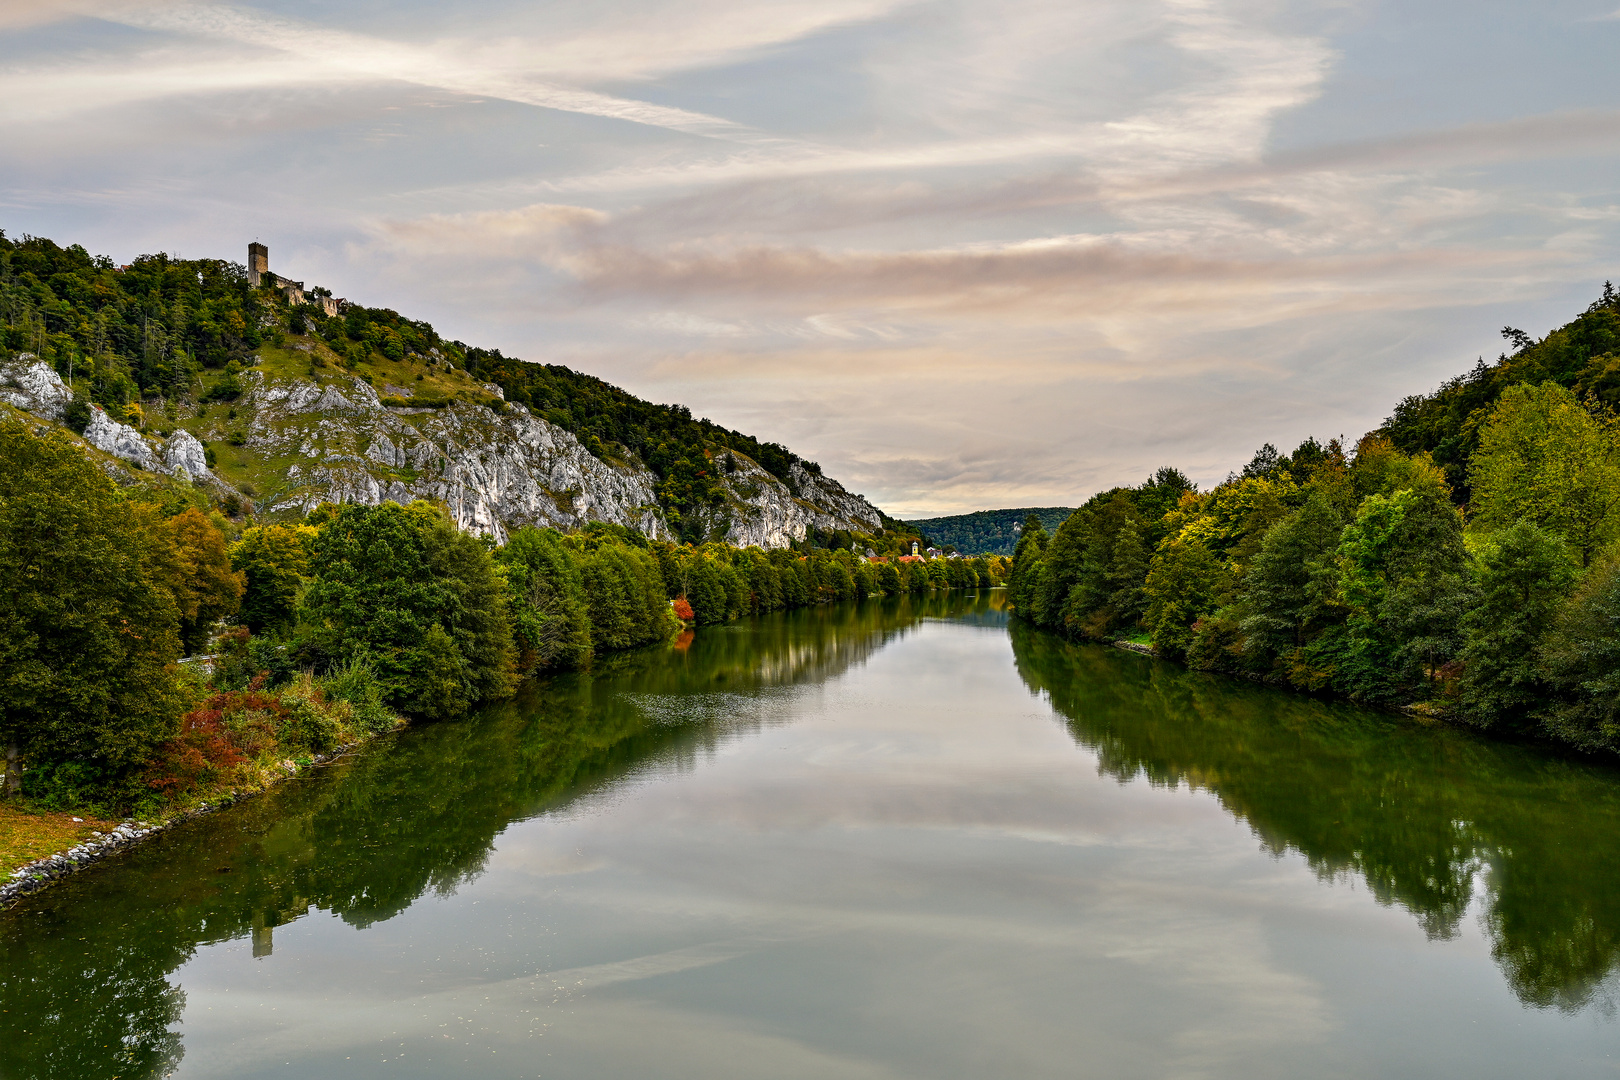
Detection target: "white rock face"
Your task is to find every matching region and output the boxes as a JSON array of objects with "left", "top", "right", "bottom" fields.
[
  {"left": 162, "top": 429, "right": 210, "bottom": 480},
  {"left": 82, "top": 407, "right": 161, "bottom": 471},
  {"left": 0, "top": 356, "right": 72, "bottom": 420},
  {"left": 245, "top": 372, "right": 885, "bottom": 546},
  {"left": 249, "top": 373, "right": 668, "bottom": 542},
  {"left": 710, "top": 452, "right": 885, "bottom": 547}
]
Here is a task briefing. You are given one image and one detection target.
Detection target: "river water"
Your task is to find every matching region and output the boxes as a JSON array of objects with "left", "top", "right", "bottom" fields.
[{"left": 4, "top": 592, "right": 1620, "bottom": 1079}]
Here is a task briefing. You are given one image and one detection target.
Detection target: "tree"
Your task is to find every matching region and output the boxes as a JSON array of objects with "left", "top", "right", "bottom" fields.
[
  {"left": 1457, "top": 522, "right": 1578, "bottom": 731},
  {"left": 230, "top": 524, "right": 316, "bottom": 636},
  {"left": 577, "top": 541, "right": 669, "bottom": 652},
  {"left": 300, "top": 502, "right": 516, "bottom": 720},
  {"left": 1469, "top": 382, "right": 1620, "bottom": 566},
  {"left": 418, "top": 509, "right": 518, "bottom": 708},
  {"left": 497, "top": 527, "right": 592, "bottom": 672},
  {"left": 1537, "top": 553, "right": 1620, "bottom": 753},
  {"left": 0, "top": 420, "right": 184, "bottom": 784},
  {"left": 1335, "top": 485, "right": 1470, "bottom": 702},
  {"left": 1007, "top": 514, "right": 1050, "bottom": 615},
  {"left": 1240, "top": 491, "right": 1346, "bottom": 664},
  {"left": 157, "top": 508, "right": 245, "bottom": 655},
  {"left": 1143, "top": 534, "right": 1222, "bottom": 659}
]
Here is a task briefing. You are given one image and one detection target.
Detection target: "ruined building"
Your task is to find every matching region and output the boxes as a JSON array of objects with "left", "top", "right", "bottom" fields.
[{"left": 248, "top": 242, "right": 343, "bottom": 316}]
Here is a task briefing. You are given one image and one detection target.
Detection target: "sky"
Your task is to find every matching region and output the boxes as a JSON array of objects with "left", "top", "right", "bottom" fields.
[{"left": 3, "top": 0, "right": 1619, "bottom": 517}]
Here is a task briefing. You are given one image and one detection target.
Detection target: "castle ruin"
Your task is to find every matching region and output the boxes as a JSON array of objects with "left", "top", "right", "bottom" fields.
[{"left": 248, "top": 242, "right": 343, "bottom": 316}]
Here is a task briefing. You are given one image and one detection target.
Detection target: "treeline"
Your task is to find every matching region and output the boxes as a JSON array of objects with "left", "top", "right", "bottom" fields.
[
  {"left": 1010, "top": 284, "right": 1620, "bottom": 756},
  {"left": 0, "top": 415, "right": 1002, "bottom": 813},
  {"left": 0, "top": 229, "right": 835, "bottom": 544},
  {"left": 905, "top": 507, "right": 1076, "bottom": 556}
]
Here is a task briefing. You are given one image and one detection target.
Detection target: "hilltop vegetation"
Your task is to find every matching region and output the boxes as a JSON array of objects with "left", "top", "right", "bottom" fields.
[
  {"left": 0, "top": 229, "right": 831, "bottom": 543},
  {"left": 905, "top": 507, "right": 1076, "bottom": 556},
  {"left": 1010, "top": 283, "right": 1620, "bottom": 757}
]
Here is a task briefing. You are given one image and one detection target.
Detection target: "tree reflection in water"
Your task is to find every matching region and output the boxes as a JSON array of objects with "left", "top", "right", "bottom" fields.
[
  {"left": 1009, "top": 620, "right": 1620, "bottom": 1014},
  {"left": 0, "top": 594, "right": 953, "bottom": 1080},
  {"left": 7, "top": 588, "right": 1614, "bottom": 1080}
]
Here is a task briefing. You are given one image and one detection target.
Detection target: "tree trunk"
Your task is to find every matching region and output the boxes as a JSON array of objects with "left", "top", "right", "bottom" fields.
[{"left": 2, "top": 744, "right": 20, "bottom": 798}]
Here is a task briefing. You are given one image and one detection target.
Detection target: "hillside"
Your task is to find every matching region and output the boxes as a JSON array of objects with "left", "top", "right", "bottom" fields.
[
  {"left": 1380, "top": 282, "right": 1620, "bottom": 501},
  {"left": 0, "top": 231, "right": 885, "bottom": 545},
  {"left": 906, "top": 507, "right": 1076, "bottom": 556}
]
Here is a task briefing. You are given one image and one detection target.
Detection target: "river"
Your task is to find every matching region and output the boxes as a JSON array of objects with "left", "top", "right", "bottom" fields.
[{"left": 3, "top": 591, "right": 1619, "bottom": 1078}]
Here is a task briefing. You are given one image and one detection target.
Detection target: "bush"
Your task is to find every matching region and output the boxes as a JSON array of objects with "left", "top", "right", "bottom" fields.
[
  {"left": 278, "top": 679, "right": 342, "bottom": 754},
  {"left": 322, "top": 657, "right": 396, "bottom": 734}
]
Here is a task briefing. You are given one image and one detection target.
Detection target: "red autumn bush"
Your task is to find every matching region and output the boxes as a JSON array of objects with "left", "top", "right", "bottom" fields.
[
  {"left": 672, "top": 596, "right": 695, "bottom": 621},
  {"left": 145, "top": 686, "right": 290, "bottom": 795}
]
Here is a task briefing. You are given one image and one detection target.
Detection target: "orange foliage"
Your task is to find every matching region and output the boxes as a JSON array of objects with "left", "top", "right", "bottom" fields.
[{"left": 672, "top": 597, "right": 695, "bottom": 621}]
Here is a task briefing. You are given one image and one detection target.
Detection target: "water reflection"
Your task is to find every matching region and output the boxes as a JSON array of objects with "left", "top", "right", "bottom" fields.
[
  {"left": 1009, "top": 621, "right": 1620, "bottom": 1013},
  {"left": 8, "top": 591, "right": 1620, "bottom": 1080},
  {"left": 0, "top": 595, "right": 952, "bottom": 1080}
]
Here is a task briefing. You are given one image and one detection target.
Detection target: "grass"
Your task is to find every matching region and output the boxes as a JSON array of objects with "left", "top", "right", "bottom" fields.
[
  {"left": 0, "top": 804, "right": 118, "bottom": 877},
  {"left": 1118, "top": 630, "right": 1153, "bottom": 645}
]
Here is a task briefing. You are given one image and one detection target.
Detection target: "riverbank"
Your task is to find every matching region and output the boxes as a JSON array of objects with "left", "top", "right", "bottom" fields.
[{"left": 0, "top": 730, "right": 392, "bottom": 908}]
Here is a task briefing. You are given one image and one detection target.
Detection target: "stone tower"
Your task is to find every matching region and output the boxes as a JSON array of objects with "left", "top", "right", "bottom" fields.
[{"left": 247, "top": 242, "right": 268, "bottom": 287}]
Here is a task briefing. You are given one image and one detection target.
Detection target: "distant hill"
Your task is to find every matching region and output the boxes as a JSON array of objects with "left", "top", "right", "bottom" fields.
[{"left": 906, "top": 507, "right": 1075, "bottom": 556}]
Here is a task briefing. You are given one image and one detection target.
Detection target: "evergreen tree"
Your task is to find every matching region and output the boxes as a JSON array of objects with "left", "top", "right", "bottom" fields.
[
  {"left": 1007, "top": 514, "right": 1050, "bottom": 614},
  {"left": 1143, "top": 535, "right": 1222, "bottom": 659}
]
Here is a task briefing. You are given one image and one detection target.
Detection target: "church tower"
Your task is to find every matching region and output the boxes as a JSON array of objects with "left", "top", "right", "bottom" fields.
[{"left": 247, "top": 242, "right": 268, "bottom": 287}]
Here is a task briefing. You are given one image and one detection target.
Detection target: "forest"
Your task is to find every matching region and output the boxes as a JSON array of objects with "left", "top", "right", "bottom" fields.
[
  {"left": 1009, "top": 283, "right": 1620, "bottom": 756},
  {"left": 906, "top": 507, "right": 1076, "bottom": 556},
  {"left": 0, "top": 230, "right": 822, "bottom": 543},
  {"left": 0, "top": 413, "right": 1003, "bottom": 816}
]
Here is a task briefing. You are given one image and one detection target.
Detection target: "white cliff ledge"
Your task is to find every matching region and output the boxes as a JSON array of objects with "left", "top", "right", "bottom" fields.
[{"left": 2, "top": 352, "right": 886, "bottom": 547}]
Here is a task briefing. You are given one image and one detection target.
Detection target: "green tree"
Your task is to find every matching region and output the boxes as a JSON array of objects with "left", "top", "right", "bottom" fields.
[
  {"left": 1469, "top": 382, "right": 1620, "bottom": 565},
  {"left": 230, "top": 524, "right": 316, "bottom": 636},
  {"left": 1537, "top": 553, "right": 1620, "bottom": 753},
  {"left": 578, "top": 542, "right": 669, "bottom": 651},
  {"left": 1143, "top": 534, "right": 1222, "bottom": 659},
  {"left": 1240, "top": 491, "right": 1346, "bottom": 663},
  {"left": 1007, "top": 514, "right": 1050, "bottom": 615},
  {"left": 0, "top": 420, "right": 185, "bottom": 785},
  {"left": 1458, "top": 522, "right": 1578, "bottom": 731},
  {"left": 1335, "top": 486, "right": 1470, "bottom": 702},
  {"left": 497, "top": 527, "right": 593, "bottom": 672},
  {"left": 301, "top": 503, "right": 516, "bottom": 719}
]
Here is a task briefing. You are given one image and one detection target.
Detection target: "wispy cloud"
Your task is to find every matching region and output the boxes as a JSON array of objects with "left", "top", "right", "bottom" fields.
[{"left": 3, "top": 0, "right": 1616, "bottom": 515}]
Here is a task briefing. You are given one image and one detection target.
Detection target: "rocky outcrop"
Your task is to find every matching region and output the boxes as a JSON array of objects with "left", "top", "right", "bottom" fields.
[
  {"left": 83, "top": 406, "right": 161, "bottom": 471},
  {"left": 1, "top": 355, "right": 222, "bottom": 484},
  {"left": 162, "top": 429, "right": 210, "bottom": 480},
  {"left": 0, "top": 350, "right": 888, "bottom": 548},
  {"left": 243, "top": 370, "right": 884, "bottom": 546},
  {"left": 710, "top": 451, "right": 884, "bottom": 547},
  {"left": 0, "top": 355, "right": 72, "bottom": 420},
  {"left": 247, "top": 373, "right": 668, "bottom": 541}
]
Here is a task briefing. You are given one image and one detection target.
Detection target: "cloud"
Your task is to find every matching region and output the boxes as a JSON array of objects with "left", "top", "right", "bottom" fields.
[
  {"left": 0, "top": 0, "right": 907, "bottom": 142},
  {"left": 5, "top": 0, "right": 1618, "bottom": 517}
]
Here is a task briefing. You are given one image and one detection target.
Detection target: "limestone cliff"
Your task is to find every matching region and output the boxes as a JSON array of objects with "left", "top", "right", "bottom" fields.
[{"left": 0, "top": 352, "right": 886, "bottom": 547}]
